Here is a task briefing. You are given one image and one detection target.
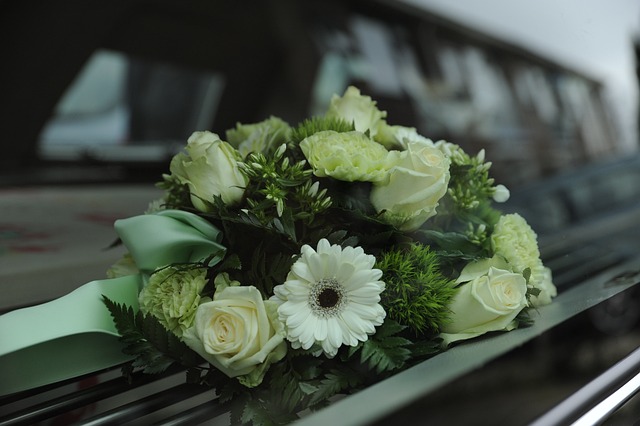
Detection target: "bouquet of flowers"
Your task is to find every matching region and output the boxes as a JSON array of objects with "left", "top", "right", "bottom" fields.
[{"left": 102, "top": 86, "right": 557, "bottom": 424}]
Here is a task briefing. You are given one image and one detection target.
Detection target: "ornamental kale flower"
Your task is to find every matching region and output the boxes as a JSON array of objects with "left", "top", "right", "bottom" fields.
[
  {"left": 138, "top": 266, "right": 210, "bottom": 337},
  {"left": 271, "top": 239, "right": 386, "bottom": 358},
  {"left": 300, "top": 130, "right": 395, "bottom": 183}
]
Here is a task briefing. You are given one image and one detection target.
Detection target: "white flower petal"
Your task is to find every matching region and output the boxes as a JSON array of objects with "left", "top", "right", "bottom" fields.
[
  {"left": 278, "top": 302, "right": 311, "bottom": 329},
  {"left": 291, "top": 262, "right": 316, "bottom": 284},
  {"left": 334, "top": 261, "right": 356, "bottom": 284},
  {"left": 307, "top": 253, "right": 327, "bottom": 281},
  {"left": 344, "top": 269, "right": 381, "bottom": 289},
  {"left": 314, "top": 318, "right": 328, "bottom": 341}
]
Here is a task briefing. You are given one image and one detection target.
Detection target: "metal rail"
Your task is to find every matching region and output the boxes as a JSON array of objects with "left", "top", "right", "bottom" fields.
[{"left": 529, "top": 346, "right": 640, "bottom": 426}]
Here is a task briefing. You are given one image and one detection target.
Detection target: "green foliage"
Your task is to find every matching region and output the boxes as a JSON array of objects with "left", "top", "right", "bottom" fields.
[
  {"left": 308, "top": 366, "right": 363, "bottom": 407},
  {"left": 352, "top": 320, "right": 412, "bottom": 374},
  {"left": 433, "top": 146, "right": 504, "bottom": 236},
  {"left": 289, "top": 116, "right": 355, "bottom": 145},
  {"left": 238, "top": 146, "right": 332, "bottom": 228},
  {"left": 515, "top": 308, "right": 536, "bottom": 328},
  {"left": 102, "top": 296, "right": 201, "bottom": 375},
  {"left": 246, "top": 244, "right": 296, "bottom": 297},
  {"left": 156, "top": 174, "right": 192, "bottom": 210},
  {"left": 241, "top": 399, "right": 280, "bottom": 426},
  {"left": 446, "top": 155, "right": 495, "bottom": 212},
  {"left": 416, "top": 229, "right": 488, "bottom": 262},
  {"left": 217, "top": 253, "right": 242, "bottom": 272},
  {"left": 409, "top": 337, "right": 445, "bottom": 359},
  {"left": 377, "top": 244, "right": 457, "bottom": 335}
]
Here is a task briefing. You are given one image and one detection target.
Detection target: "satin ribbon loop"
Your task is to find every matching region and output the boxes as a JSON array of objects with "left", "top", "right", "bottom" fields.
[{"left": 115, "top": 209, "right": 226, "bottom": 275}]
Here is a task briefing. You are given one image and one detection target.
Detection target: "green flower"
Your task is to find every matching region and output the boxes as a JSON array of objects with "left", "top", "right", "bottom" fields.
[
  {"left": 377, "top": 244, "right": 456, "bottom": 335},
  {"left": 300, "top": 130, "right": 394, "bottom": 182},
  {"left": 528, "top": 264, "right": 557, "bottom": 307},
  {"left": 326, "top": 86, "right": 387, "bottom": 138},
  {"left": 226, "top": 116, "right": 291, "bottom": 158},
  {"left": 106, "top": 253, "right": 138, "bottom": 279},
  {"left": 491, "top": 213, "right": 540, "bottom": 274},
  {"left": 138, "top": 266, "right": 210, "bottom": 337}
]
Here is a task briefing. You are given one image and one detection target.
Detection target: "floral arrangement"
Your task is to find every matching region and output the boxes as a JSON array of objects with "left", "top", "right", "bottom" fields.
[{"left": 103, "top": 86, "right": 557, "bottom": 424}]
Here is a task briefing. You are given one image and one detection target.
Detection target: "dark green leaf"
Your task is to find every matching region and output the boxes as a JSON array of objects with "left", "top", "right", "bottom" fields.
[
  {"left": 219, "top": 253, "right": 242, "bottom": 271},
  {"left": 357, "top": 320, "right": 412, "bottom": 374},
  {"left": 185, "top": 368, "right": 202, "bottom": 384},
  {"left": 102, "top": 296, "right": 201, "bottom": 375},
  {"left": 308, "top": 367, "right": 361, "bottom": 406}
]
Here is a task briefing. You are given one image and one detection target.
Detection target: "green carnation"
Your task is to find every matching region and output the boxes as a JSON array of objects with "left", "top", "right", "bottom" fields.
[
  {"left": 300, "top": 130, "right": 394, "bottom": 182},
  {"left": 138, "top": 266, "right": 210, "bottom": 337},
  {"left": 106, "top": 253, "right": 138, "bottom": 279},
  {"left": 491, "top": 213, "right": 541, "bottom": 274}
]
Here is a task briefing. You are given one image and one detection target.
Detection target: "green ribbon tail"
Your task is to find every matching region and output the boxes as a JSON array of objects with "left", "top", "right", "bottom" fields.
[
  {"left": 0, "top": 209, "right": 226, "bottom": 396},
  {"left": 0, "top": 275, "right": 141, "bottom": 396}
]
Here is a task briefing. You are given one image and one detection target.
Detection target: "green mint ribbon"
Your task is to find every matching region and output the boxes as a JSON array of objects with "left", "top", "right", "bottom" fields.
[{"left": 0, "top": 210, "right": 225, "bottom": 396}]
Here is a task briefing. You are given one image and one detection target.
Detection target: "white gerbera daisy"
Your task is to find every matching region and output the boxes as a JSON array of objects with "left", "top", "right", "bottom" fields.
[{"left": 271, "top": 239, "right": 386, "bottom": 357}]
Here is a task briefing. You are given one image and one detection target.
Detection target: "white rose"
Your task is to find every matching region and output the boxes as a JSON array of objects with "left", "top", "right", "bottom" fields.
[
  {"left": 441, "top": 265, "right": 528, "bottom": 345},
  {"left": 374, "top": 123, "right": 434, "bottom": 150},
  {"left": 170, "top": 131, "right": 248, "bottom": 211},
  {"left": 491, "top": 214, "right": 557, "bottom": 306},
  {"left": 182, "top": 285, "right": 287, "bottom": 387},
  {"left": 370, "top": 140, "right": 450, "bottom": 231},
  {"left": 326, "top": 86, "right": 386, "bottom": 138}
]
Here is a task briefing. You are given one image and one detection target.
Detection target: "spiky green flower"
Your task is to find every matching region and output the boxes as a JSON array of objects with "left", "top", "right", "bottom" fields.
[
  {"left": 377, "top": 244, "right": 457, "bottom": 335},
  {"left": 290, "top": 116, "right": 355, "bottom": 145},
  {"left": 238, "top": 144, "right": 331, "bottom": 223}
]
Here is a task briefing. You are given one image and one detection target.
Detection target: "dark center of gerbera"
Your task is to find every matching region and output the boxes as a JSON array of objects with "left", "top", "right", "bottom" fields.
[
  {"left": 309, "top": 278, "right": 346, "bottom": 317},
  {"left": 318, "top": 288, "right": 340, "bottom": 308}
]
